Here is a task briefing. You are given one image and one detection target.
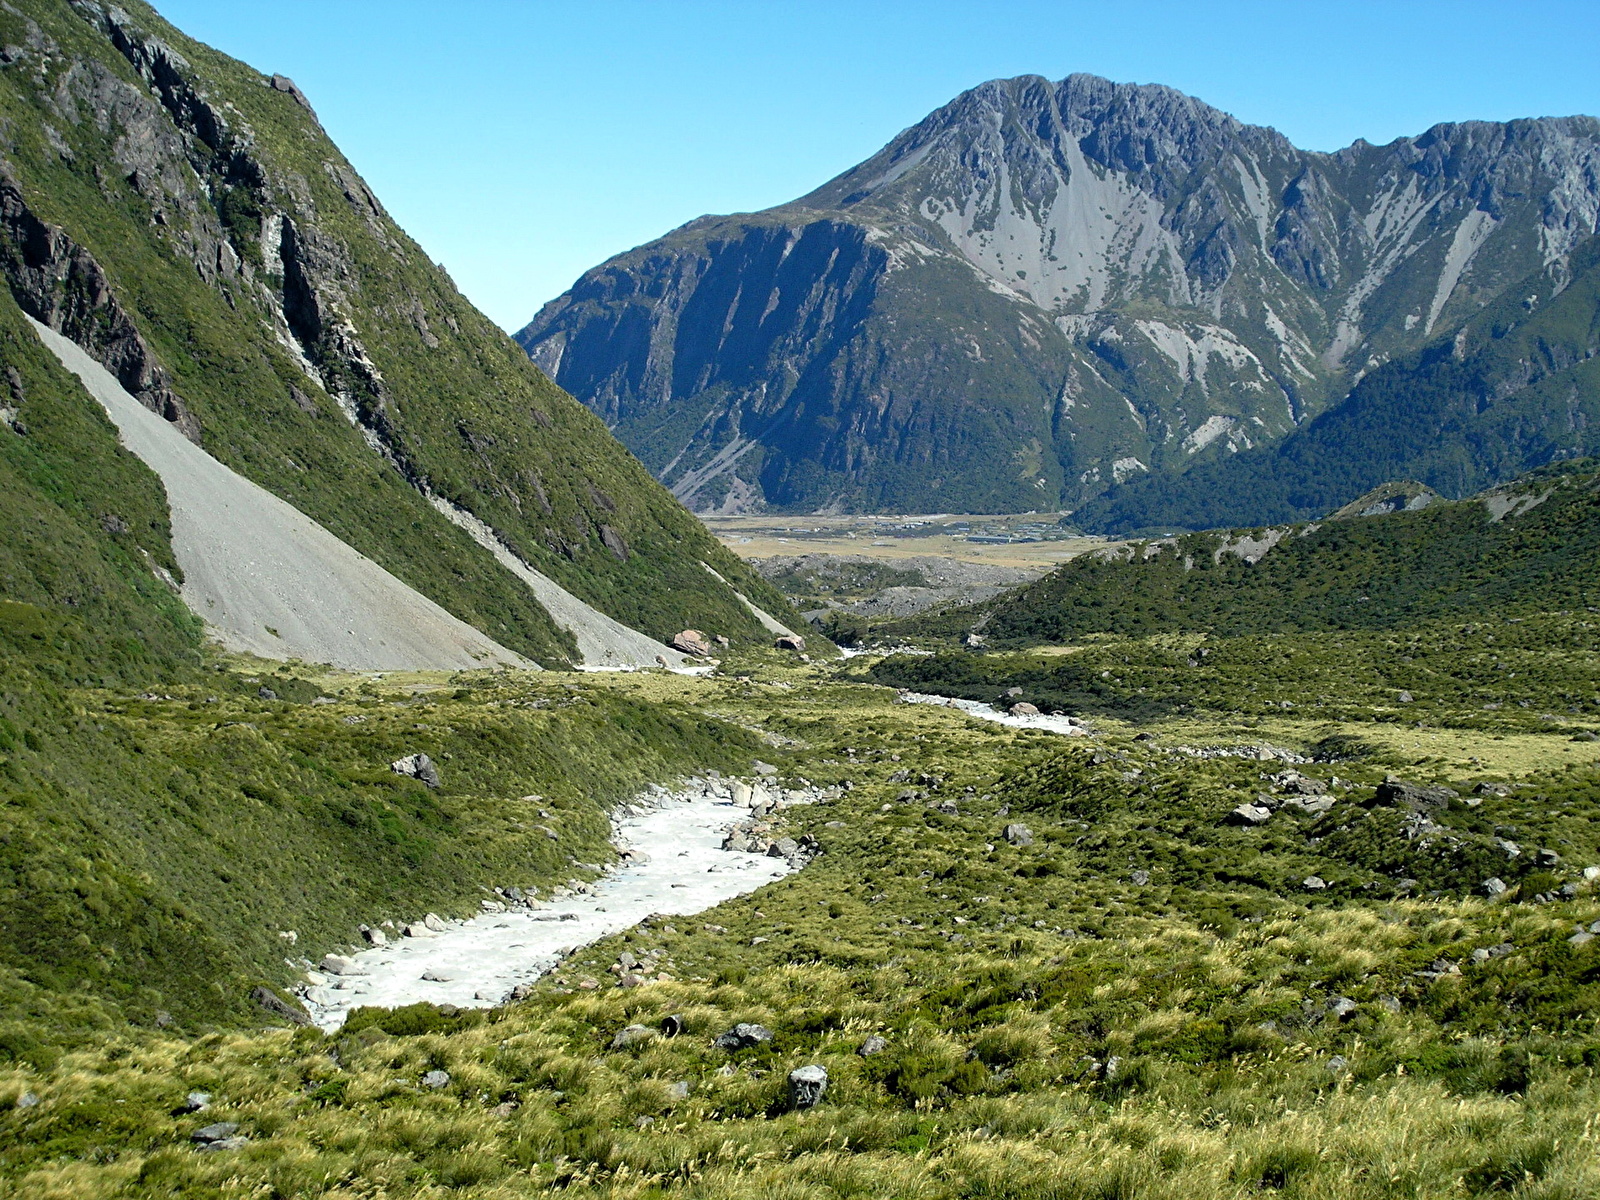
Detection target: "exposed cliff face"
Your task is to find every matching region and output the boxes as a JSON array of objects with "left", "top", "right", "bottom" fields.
[
  {"left": 519, "top": 73, "right": 1600, "bottom": 515},
  {"left": 0, "top": 0, "right": 804, "bottom": 661}
]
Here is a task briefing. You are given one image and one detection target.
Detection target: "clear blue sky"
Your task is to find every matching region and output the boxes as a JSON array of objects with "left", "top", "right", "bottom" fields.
[{"left": 155, "top": 0, "right": 1600, "bottom": 331}]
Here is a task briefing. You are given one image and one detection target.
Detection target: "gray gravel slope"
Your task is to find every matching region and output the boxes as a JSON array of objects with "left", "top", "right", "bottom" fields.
[{"left": 31, "top": 318, "right": 533, "bottom": 671}]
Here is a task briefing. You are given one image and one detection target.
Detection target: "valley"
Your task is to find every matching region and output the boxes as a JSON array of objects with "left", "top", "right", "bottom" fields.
[{"left": 0, "top": 2, "right": 1596, "bottom": 1197}]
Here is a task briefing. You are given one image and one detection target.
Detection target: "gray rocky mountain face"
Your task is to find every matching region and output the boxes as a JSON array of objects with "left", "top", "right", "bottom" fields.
[{"left": 517, "top": 74, "right": 1600, "bottom": 515}]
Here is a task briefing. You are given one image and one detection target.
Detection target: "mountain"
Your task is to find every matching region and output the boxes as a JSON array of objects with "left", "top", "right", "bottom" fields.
[
  {"left": 888, "top": 459, "right": 1600, "bottom": 648},
  {"left": 1077, "top": 234, "right": 1600, "bottom": 532},
  {"left": 0, "top": 0, "right": 803, "bottom": 670},
  {"left": 517, "top": 74, "right": 1600, "bottom": 516}
]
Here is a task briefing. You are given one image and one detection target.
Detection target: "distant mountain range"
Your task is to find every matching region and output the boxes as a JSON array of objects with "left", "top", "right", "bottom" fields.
[{"left": 518, "top": 74, "right": 1600, "bottom": 523}]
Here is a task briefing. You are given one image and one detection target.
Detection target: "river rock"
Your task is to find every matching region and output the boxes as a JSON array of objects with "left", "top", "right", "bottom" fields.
[
  {"left": 768, "top": 837, "right": 799, "bottom": 859},
  {"left": 360, "top": 925, "right": 387, "bottom": 947},
  {"left": 319, "top": 954, "right": 367, "bottom": 977},
  {"left": 788, "top": 1064, "right": 828, "bottom": 1109},
  {"left": 424, "top": 913, "right": 448, "bottom": 933},
  {"left": 731, "top": 780, "right": 754, "bottom": 806},
  {"left": 391, "top": 753, "right": 441, "bottom": 788},
  {"left": 420, "top": 969, "right": 454, "bottom": 982},
  {"left": 670, "top": 629, "right": 714, "bottom": 657},
  {"left": 1003, "top": 823, "right": 1033, "bottom": 846}
]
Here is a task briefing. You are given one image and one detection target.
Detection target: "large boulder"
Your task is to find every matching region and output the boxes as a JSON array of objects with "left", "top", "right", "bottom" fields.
[
  {"left": 670, "top": 630, "right": 714, "bottom": 657},
  {"left": 775, "top": 634, "right": 806, "bottom": 652},
  {"left": 1003, "top": 823, "right": 1034, "bottom": 846},
  {"left": 1369, "top": 775, "right": 1456, "bottom": 815},
  {"left": 391, "top": 753, "right": 441, "bottom": 788},
  {"left": 1226, "top": 803, "right": 1273, "bottom": 826},
  {"left": 1008, "top": 702, "right": 1040, "bottom": 716}
]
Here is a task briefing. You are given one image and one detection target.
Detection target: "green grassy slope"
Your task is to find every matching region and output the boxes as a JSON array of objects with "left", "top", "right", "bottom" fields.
[
  {"left": 1080, "top": 237, "right": 1600, "bottom": 534},
  {"left": 2, "top": 666, "right": 1599, "bottom": 1198},
  {"left": 0, "top": 0, "right": 802, "bottom": 660},
  {"left": 888, "top": 461, "right": 1600, "bottom": 649}
]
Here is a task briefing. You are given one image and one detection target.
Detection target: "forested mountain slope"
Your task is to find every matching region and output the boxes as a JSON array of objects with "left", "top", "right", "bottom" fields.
[{"left": 520, "top": 74, "right": 1600, "bottom": 515}]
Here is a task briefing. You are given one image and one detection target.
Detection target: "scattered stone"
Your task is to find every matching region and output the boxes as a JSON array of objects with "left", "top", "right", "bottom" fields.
[
  {"left": 1474, "top": 782, "right": 1510, "bottom": 797},
  {"left": 1327, "top": 997, "right": 1357, "bottom": 1019},
  {"left": 1536, "top": 848, "right": 1562, "bottom": 867},
  {"left": 424, "top": 913, "right": 448, "bottom": 933},
  {"left": 1009, "top": 702, "right": 1040, "bottom": 716},
  {"left": 192, "top": 1121, "right": 241, "bottom": 1145},
  {"left": 713, "top": 1023, "right": 773, "bottom": 1051},
  {"left": 1570, "top": 931, "right": 1595, "bottom": 946},
  {"left": 1482, "top": 877, "right": 1508, "bottom": 898},
  {"left": 1226, "top": 803, "right": 1273, "bottom": 826},
  {"left": 788, "top": 1064, "right": 828, "bottom": 1109},
  {"left": 1003, "top": 823, "right": 1034, "bottom": 846},
  {"left": 667, "top": 1080, "right": 691, "bottom": 1100},
  {"left": 670, "top": 630, "right": 714, "bottom": 657},
  {"left": 360, "top": 926, "right": 388, "bottom": 947},
  {"left": 1130, "top": 869, "right": 1150, "bottom": 886},
  {"left": 420, "top": 969, "right": 454, "bottom": 982},
  {"left": 1303, "top": 876, "right": 1327, "bottom": 890},
  {"left": 1396, "top": 691, "right": 1413, "bottom": 704},
  {"left": 15, "top": 1092, "right": 37, "bottom": 1109},
  {"left": 180, "top": 1092, "right": 211, "bottom": 1113},
  {"left": 610, "top": 1024, "right": 653, "bottom": 1050},
  {"left": 774, "top": 634, "right": 807, "bottom": 652},
  {"left": 1327, "top": 1055, "right": 1349, "bottom": 1076},
  {"left": 420, "top": 1070, "right": 450, "bottom": 1090},
  {"left": 618, "top": 973, "right": 647, "bottom": 988},
  {"left": 391, "top": 753, "right": 441, "bottom": 788},
  {"left": 768, "top": 837, "right": 799, "bottom": 859},
  {"left": 318, "top": 954, "right": 367, "bottom": 977},
  {"left": 857, "top": 1034, "right": 888, "bottom": 1056}
]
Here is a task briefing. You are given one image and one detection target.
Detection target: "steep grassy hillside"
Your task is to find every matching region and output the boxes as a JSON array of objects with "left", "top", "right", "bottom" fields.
[
  {"left": 1082, "top": 237, "right": 1600, "bottom": 533},
  {"left": 0, "top": 0, "right": 800, "bottom": 660}
]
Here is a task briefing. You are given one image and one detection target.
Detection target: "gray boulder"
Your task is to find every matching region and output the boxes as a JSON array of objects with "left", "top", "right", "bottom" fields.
[
  {"left": 1370, "top": 776, "right": 1456, "bottom": 815},
  {"left": 857, "top": 1035, "right": 888, "bottom": 1056},
  {"left": 1303, "top": 876, "right": 1327, "bottom": 890},
  {"left": 713, "top": 1022, "right": 774, "bottom": 1051},
  {"left": 1226, "top": 804, "right": 1273, "bottom": 826},
  {"left": 192, "top": 1122, "right": 240, "bottom": 1145},
  {"left": 1482, "top": 877, "right": 1508, "bottom": 898},
  {"left": 421, "top": 1070, "right": 450, "bottom": 1089},
  {"left": 319, "top": 954, "right": 367, "bottom": 977},
  {"left": 1003, "top": 823, "right": 1034, "bottom": 846},
  {"left": 788, "top": 1064, "right": 828, "bottom": 1109},
  {"left": 391, "top": 753, "right": 441, "bottom": 788},
  {"left": 775, "top": 634, "right": 807, "bottom": 652},
  {"left": 1008, "top": 702, "right": 1039, "bottom": 716}
]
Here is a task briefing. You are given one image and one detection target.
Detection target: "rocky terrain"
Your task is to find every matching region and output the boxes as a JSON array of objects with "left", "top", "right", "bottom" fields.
[
  {"left": 519, "top": 74, "right": 1600, "bottom": 518},
  {"left": 754, "top": 552, "right": 1044, "bottom": 619}
]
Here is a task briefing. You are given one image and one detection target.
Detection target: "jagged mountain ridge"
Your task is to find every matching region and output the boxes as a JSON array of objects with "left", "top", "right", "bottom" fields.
[
  {"left": 0, "top": 0, "right": 804, "bottom": 666},
  {"left": 519, "top": 73, "right": 1600, "bottom": 515}
]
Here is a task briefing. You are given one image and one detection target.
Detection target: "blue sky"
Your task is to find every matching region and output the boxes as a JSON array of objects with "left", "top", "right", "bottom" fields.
[{"left": 155, "top": 0, "right": 1600, "bottom": 331}]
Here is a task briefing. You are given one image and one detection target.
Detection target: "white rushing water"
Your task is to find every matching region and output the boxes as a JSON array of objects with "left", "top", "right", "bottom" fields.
[
  {"left": 898, "top": 690, "right": 1090, "bottom": 736},
  {"left": 302, "top": 787, "right": 795, "bottom": 1030}
]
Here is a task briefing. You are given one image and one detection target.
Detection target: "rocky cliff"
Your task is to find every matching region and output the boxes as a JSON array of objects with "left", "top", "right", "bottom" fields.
[{"left": 518, "top": 74, "right": 1600, "bottom": 516}]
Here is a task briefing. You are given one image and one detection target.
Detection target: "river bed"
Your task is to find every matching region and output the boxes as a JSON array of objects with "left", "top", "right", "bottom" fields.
[
  {"left": 302, "top": 785, "right": 795, "bottom": 1030},
  {"left": 898, "top": 690, "right": 1090, "bottom": 736}
]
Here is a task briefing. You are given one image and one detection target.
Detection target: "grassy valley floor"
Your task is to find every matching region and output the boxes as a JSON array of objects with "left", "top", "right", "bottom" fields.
[{"left": 1, "top": 632, "right": 1599, "bottom": 1198}]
